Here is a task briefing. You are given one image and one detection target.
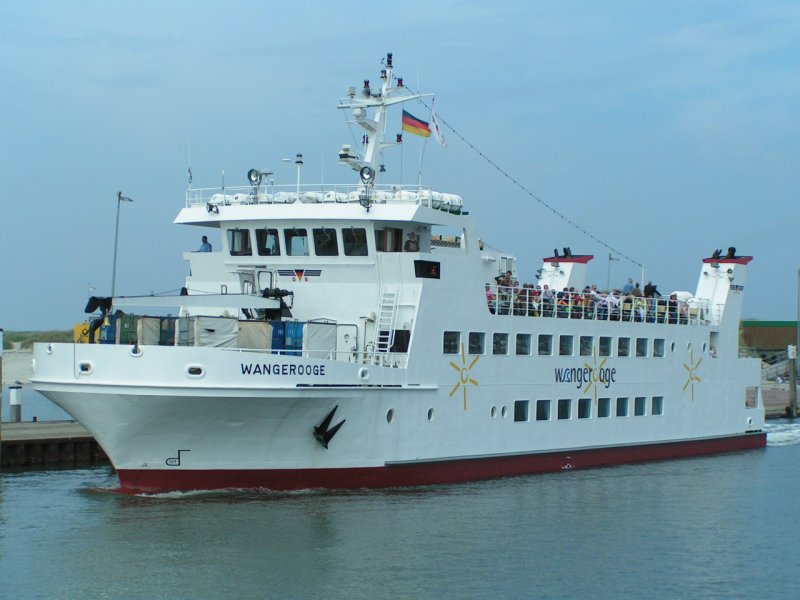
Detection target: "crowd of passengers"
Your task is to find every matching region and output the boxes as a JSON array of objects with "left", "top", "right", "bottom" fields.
[{"left": 486, "top": 272, "right": 690, "bottom": 323}]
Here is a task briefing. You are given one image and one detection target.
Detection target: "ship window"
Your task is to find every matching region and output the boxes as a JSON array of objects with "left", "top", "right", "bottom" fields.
[
  {"left": 579, "top": 336, "right": 593, "bottom": 357},
  {"left": 636, "top": 338, "right": 648, "bottom": 357},
  {"left": 514, "top": 400, "right": 529, "bottom": 422},
  {"left": 536, "top": 399, "right": 551, "bottom": 421},
  {"left": 578, "top": 398, "right": 591, "bottom": 419},
  {"left": 228, "top": 228, "right": 252, "bottom": 256},
  {"left": 516, "top": 333, "right": 531, "bottom": 355},
  {"left": 616, "top": 397, "right": 629, "bottom": 417},
  {"left": 285, "top": 228, "right": 309, "bottom": 256},
  {"left": 443, "top": 331, "right": 460, "bottom": 354},
  {"left": 557, "top": 398, "right": 571, "bottom": 420},
  {"left": 375, "top": 227, "right": 403, "bottom": 252},
  {"left": 469, "top": 332, "right": 485, "bottom": 355},
  {"left": 652, "top": 396, "right": 664, "bottom": 415},
  {"left": 313, "top": 228, "right": 339, "bottom": 256},
  {"left": 599, "top": 336, "right": 612, "bottom": 357},
  {"left": 255, "top": 228, "right": 281, "bottom": 256},
  {"left": 559, "top": 335, "right": 573, "bottom": 356},
  {"left": 598, "top": 397, "right": 611, "bottom": 418},
  {"left": 654, "top": 338, "right": 665, "bottom": 357},
  {"left": 617, "top": 337, "right": 630, "bottom": 357},
  {"left": 634, "top": 396, "right": 646, "bottom": 416},
  {"left": 343, "top": 227, "right": 368, "bottom": 256},
  {"left": 493, "top": 333, "right": 509, "bottom": 355},
  {"left": 538, "top": 334, "right": 552, "bottom": 356}
]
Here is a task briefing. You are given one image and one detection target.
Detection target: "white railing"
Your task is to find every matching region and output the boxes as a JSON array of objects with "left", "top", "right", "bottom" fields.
[
  {"left": 484, "top": 285, "right": 719, "bottom": 326},
  {"left": 185, "top": 183, "right": 464, "bottom": 214}
]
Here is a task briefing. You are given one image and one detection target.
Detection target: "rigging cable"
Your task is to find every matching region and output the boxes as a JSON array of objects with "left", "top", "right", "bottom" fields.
[{"left": 412, "top": 94, "right": 642, "bottom": 271}]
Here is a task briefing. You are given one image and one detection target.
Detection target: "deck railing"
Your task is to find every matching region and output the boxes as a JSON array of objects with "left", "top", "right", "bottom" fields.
[{"left": 484, "top": 285, "right": 718, "bottom": 326}]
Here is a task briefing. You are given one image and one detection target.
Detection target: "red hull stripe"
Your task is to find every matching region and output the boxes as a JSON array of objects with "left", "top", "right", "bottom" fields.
[{"left": 117, "top": 433, "right": 766, "bottom": 494}]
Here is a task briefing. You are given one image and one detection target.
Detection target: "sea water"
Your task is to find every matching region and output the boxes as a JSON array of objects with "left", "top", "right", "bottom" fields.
[{"left": 1, "top": 422, "right": 799, "bottom": 599}]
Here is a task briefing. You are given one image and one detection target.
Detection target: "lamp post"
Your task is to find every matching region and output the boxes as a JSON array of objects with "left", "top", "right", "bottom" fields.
[{"left": 111, "top": 191, "right": 134, "bottom": 298}]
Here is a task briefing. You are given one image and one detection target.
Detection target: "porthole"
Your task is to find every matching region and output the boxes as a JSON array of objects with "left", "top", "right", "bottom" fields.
[
  {"left": 670, "top": 342, "right": 676, "bottom": 353},
  {"left": 46, "top": 343, "right": 54, "bottom": 354},
  {"left": 78, "top": 361, "right": 93, "bottom": 375},
  {"left": 358, "top": 367, "right": 369, "bottom": 381},
  {"left": 427, "top": 408, "right": 435, "bottom": 422},
  {"left": 501, "top": 406, "right": 508, "bottom": 419},
  {"left": 187, "top": 365, "right": 205, "bottom": 378},
  {"left": 686, "top": 342, "right": 692, "bottom": 353},
  {"left": 130, "top": 345, "right": 143, "bottom": 357},
  {"left": 702, "top": 343, "right": 707, "bottom": 353},
  {"left": 491, "top": 406, "right": 498, "bottom": 419},
  {"left": 386, "top": 408, "right": 395, "bottom": 423},
  {"left": 747, "top": 417, "right": 753, "bottom": 426}
]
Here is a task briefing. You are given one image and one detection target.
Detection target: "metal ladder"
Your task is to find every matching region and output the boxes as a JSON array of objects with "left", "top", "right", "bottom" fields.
[{"left": 372, "top": 286, "right": 399, "bottom": 363}]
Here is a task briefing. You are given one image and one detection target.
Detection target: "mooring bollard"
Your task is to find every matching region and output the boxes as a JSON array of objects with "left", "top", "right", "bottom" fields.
[{"left": 9, "top": 384, "right": 22, "bottom": 423}]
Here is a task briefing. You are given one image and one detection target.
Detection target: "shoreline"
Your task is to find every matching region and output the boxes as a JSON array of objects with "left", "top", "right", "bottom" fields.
[{"left": 1, "top": 350, "right": 34, "bottom": 384}]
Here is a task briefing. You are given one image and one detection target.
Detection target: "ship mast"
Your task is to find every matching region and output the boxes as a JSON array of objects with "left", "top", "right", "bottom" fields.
[{"left": 337, "top": 52, "right": 431, "bottom": 185}]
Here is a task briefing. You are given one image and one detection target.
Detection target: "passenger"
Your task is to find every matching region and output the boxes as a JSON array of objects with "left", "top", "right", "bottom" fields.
[
  {"left": 622, "top": 278, "right": 634, "bottom": 295},
  {"left": 198, "top": 235, "right": 212, "bottom": 252},
  {"left": 485, "top": 283, "right": 496, "bottom": 314},
  {"left": 403, "top": 232, "right": 419, "bottom": 252},
  {"left": 631, "top": 282, "right": 642, "bottom": 297},
  {"left": 668, "top": 293, "right": 679, "bottom": 324},
  {"left": 541, "top": 285, "right": 554, "bottom": 317}
]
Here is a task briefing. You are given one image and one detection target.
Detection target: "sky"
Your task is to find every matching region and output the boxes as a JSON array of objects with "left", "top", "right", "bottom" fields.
[{"left": 2, "top": 0, "right": 799, "bottom": 330}]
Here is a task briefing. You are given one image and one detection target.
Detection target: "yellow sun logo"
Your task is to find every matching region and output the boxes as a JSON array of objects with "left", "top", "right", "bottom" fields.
[
  {"left": 683, "top": 350, "right": 702, "bottom": 401},
  {"left": 449, "top": 342, "right": 480, "bottom": 410},
  {"left": 582, "top": 347, "right": 607, "bottom": 401}
]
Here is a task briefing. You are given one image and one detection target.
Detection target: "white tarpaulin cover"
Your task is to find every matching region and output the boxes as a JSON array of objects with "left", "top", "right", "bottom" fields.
[
  {"left": 137, "top": 317, "right": 161, "bottom": 345},
  {"left": 238, "top": 321, "right": 273, "bottom": 349},
  {"left": 303, "top": 322, "right": 337, "bottom": 359}
]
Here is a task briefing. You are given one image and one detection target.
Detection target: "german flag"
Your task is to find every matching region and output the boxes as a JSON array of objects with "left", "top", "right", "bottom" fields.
[{"left": 402, "top": 110, "right": 432, "bottom": 137}]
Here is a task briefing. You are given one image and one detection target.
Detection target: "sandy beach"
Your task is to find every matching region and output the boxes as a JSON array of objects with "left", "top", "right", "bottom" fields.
[{"left": 1, "top": 350, "right": 34, "bottom": 384}]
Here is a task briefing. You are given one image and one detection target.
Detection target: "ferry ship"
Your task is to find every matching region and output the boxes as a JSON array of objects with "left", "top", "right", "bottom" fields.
[{"left": 31, "top": 54, "right": 766, "bottom": 493}]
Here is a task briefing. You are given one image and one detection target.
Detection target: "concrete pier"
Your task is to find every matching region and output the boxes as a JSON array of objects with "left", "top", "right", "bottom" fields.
[{"left": 1, "top": 421, "right": 108, "bottom": 468}]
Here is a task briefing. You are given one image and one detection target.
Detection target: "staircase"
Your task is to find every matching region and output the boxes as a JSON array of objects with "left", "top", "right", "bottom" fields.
[{"left": 372, "top": 286, "right": 399, "bottom": 363}]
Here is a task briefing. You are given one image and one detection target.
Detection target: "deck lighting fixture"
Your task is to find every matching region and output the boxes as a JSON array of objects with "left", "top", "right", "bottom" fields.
[{"left": 359, "top": 166, "right": 374, "bottom": 185}]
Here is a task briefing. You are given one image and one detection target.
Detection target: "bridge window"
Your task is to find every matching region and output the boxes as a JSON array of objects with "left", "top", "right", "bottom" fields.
[
  {"left": 313, "top": 228, "right": 339, "bottom": 256},
  {"left": 255, "top": 228, "right": 280, "bottom": 256},
  {"left": 228, "top": 228, "right": 252, "bottom": 256},
  {"left": 375, "top": 227, "right": 403, "bottom": 252},
  {"left": 343, "top": 228, "right": 368, "bottom": 256},
  {"left": 285, "top": 228, "right": 309, "bottom": 256}
]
